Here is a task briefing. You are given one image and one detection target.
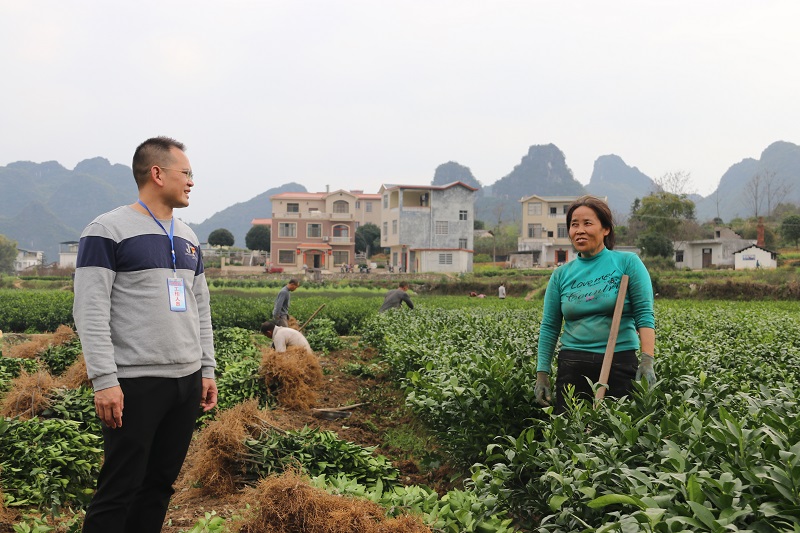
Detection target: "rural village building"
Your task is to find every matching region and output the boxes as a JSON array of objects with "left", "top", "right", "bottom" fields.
[
  {"left": 733, "top": 244, "right": 778, "bottom": 270},
  {"left": 269, "top": 189, "right": 381, "bottom": 271},
  {"left": 515, "top": 194, "right": 608, "bottom": 267},
  {"left": 58, "top": 241, "right": 79, "bottom": 269},
  {"left": 14, "top": 249, "right": 43, "bottom": 272},
  {"left": 672, "top": 227, "right": 754, "bottom": 269},
  {"left": 378, "top": 182, "right": 477, "bottom": 273}
]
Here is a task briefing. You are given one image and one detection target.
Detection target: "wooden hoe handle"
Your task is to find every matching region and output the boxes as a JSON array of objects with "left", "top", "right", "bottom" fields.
[{"left": 595, "top": 274, "right": 629, "bottom": 403}]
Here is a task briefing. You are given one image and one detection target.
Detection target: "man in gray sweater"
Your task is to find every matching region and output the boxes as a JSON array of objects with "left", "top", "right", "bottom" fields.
[
  {"left": 273, "top": 278, "right": 299, "bottom": 326},
  {"left": 379, "top": 281, "right": 415, "bottom": 313},
  {"left": 73, "top": 136, "right": 217, "bottom": 532}
]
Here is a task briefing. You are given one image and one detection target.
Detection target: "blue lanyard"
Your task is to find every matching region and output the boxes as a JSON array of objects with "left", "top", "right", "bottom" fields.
[{"left": 138, "top": 200, "right": 176, "bottom": 273}]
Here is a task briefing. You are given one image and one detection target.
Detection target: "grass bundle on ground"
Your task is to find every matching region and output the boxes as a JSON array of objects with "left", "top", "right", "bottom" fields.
[
  {"left": 0, "top": 370, "right": 57, "bottom": 419},
  {"left": 184, "top": 400, "right": 266, "bottom": 497},
  {"left": 57, "top": 355, "right": 90, "bottom": 389},
  {"left": 237, "top": 470, "right": 431, "bottom": 533},
  {"left": 6, "top": 325, "right": 77, "bottom": 359},
  {"left": 51, "top": 325, "right": 77, "bottom": 345},
  {"left": 260, "top": 346, "right": 323, "bottom": 410}
]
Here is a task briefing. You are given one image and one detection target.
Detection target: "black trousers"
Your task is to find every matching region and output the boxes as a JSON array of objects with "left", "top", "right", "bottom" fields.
[
  {"left": 82, "top": 370, "right": 202, "bottom": 533},
  {"left": 554, "top": 350, "right": 638, "bottom": 414}
]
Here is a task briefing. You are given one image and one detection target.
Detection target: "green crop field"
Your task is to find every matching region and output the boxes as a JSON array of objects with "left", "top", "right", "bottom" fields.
[{"left": 1, "top": 289, "right": 799, "bottom": 531}]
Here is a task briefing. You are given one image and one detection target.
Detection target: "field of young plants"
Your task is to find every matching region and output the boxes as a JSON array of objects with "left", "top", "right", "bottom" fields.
[{"left": 1, "top": 285, "right": 799, "bottom": 532}]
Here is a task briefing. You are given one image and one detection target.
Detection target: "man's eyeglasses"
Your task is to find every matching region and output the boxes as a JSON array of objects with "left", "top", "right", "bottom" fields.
[{"left": 156, "top": 166, "right": 194, "bottom": 181}]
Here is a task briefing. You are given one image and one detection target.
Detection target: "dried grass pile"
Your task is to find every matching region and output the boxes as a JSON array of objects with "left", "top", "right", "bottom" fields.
[
  {"left": 51, "top": 325, "right": 77, "bottom": 345},
  {"left": 6, "top": 324, "right": 77, "bottom": 359},
  {"left": 0, "top": 370, "right": 58, "bottom": 419},
  {"left": 260, "top": 346, "right": 323, "bottom": 410},
  {"left": 237, "top": 470, "right": 432, "bottom": 533},
  {"left": 57, "top": 355, "right": 91, "bottom": 389},
  {"left": 184, "top": 400, "right": 267, "bottom": 497}
]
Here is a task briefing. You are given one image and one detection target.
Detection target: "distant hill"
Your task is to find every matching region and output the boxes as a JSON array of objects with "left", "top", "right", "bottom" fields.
[
  {"left": 431, "top": 161, "right": 483, "bottom": 192},
  {"left": 695, "top": 141, "right": 800, "bottom": 221},
  {"left": 0, "top": 158, "right": 134, "bottom": 262},
  {"left": 585, "top": 155, "right": 656, "bottom": 218},
  {"left": 475, "top": 144, "right": 587, "bottom": 224},
  {"left": 188, "top": 182, "right": 307, "bottom": 246},
  {"left": 0, "top": 156, "right": 306, "bottom": 263},
  {"left": 3, "top": 141, "right": 799, "bottom": 263}
]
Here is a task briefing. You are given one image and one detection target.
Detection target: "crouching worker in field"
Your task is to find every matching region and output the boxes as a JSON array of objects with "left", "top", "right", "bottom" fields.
[
  {"left": 379, "top": 281, "right": 414, "bottom": 313},
  {"left": 261, "top": 321, "right": 312, "bottom": 354},
  {"left": 535, "top": 195, "right": 656, "bottom": 414}
]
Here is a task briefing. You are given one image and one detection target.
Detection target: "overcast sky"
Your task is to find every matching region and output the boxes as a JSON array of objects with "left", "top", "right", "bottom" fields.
[{"left": 2, "top": 1, "right": 798, "bottom": 223}]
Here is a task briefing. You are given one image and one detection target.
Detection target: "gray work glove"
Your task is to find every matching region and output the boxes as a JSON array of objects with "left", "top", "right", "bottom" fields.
[
  {"left": 635, "top": 353, "right": 656, "bottom": 384},
  {"left": 535, "top": 371, "right": 552, "bottom": 406}
]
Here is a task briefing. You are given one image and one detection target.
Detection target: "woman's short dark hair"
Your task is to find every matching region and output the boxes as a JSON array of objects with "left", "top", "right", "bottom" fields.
[{"left": 566, "top": 195, "right": 615, "bottom": 250}]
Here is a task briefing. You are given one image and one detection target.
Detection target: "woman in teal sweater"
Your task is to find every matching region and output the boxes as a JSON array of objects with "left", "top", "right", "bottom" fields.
[{"left": 535, "top": 196, "right": 656, "bottom": 413}]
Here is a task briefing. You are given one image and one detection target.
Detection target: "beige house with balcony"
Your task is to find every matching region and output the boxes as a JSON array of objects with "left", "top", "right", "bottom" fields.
[
  {"left": 269, "top": 189, "right": 381, "bottom": 271},
  {"left": 517, "top": 195, "right": 606, "bottom": 266}
]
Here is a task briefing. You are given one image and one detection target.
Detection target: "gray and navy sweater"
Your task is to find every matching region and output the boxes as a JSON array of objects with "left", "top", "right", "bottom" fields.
[{"left": 73, "top": 206, "right": 216, "bottom": 391}]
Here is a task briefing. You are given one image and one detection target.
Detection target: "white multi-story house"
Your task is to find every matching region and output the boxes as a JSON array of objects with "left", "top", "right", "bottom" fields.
[
  {"left": 379, "top": 182, "right": 477, "bottom": 273},
  {"left": 15, "top": 249, "right": 43, "bottom": 272},
  {"left": 517, "top": 195, "right": 606, "bottom": 266}
]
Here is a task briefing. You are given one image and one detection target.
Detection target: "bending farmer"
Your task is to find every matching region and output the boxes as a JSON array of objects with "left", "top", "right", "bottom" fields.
[
  {"left": 261, "top": 321, "right": 312, "bottom": 353},
  {"left": 379, "top": 282, "right": 415, "bottom": 313}
]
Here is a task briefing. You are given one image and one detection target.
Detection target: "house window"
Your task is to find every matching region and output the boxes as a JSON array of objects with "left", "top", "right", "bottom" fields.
[
  {"left": 675, "top": 250, "right": 684, "bottom": 262},
  {"left": 435, "top": 221, "right": 449, "bottom": 235},
  {"left": 392, "top": 252, "right": 398, "bottom": 265},
  {"left": 307, "top": 224, "right": 322, "bottom": 238},
  {"left": 278, "top": 250, "right": 295, "bottom": 264},
  {"left": 383, "top": 195, "right": 388, "bottom": 208},
  {"left": 459, "top": 210, "right": 468, "bottom": 221},
  {"left": 333, "top": 200, "right": 349, "bottom": 213},
  {"left": 333, "top": 251, "right": 348, "bottom": 265},
  {"left": 383, "top": 222, "right": 388, "bottom": 240},
  {"left": 365, "top": 202, "right": 373, "bottom": 213},
  {"left": 563, "top": 205, "right": 569, "bottom": 214},
  {"left": 550, "top": 206, "right": 558, "bottom": 215},
  {"left": 528, "top": 202, "right": 542, "bottom": 215},
  {"left": 333, "top": 225, "right": 349, "bottom": 238},
  {"left": 557, "top": 224, "right": 568, "bottom": 239},
  {"left": 392, "top": 220, "right": 397, "bottom": 234},
  {"left": 528, "top": 223, "right": 543, "bottom": 238},
  {"left": 547, "top": 231, "right": 553, "bottom": 238},
  {"left": 438, "top": 253, "right": 453, "bottom": 265},
  {"left": 459, "top": 238, "right": 467, "bottom": 249},
  {"left": 355, "top": 201, "right": 361, "bottom": 209},
  {"left": 279, "top": 223, "right": 296, "bottom": 238},
  {"left": 287, "top": 203, "right": 299, "bottom": 213}
]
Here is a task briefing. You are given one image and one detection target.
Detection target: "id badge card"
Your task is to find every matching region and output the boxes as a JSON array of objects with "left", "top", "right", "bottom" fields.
[{"left": 168, "top": 277, "right": 187, "bottom": 312}]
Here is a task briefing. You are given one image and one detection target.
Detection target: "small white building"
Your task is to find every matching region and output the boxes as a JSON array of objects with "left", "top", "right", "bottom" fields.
[
  {"left": 59, "top": 241, "right": 80, "bottom": 269},
  {"left": 15, "top": 249, "right": 43, "bottom": 272},
  {"left": 733, "top": 244, "right": 778, "bottom": 270},
  {"left": 673, "top": 228, "right": 754, "bottom": 269}
]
